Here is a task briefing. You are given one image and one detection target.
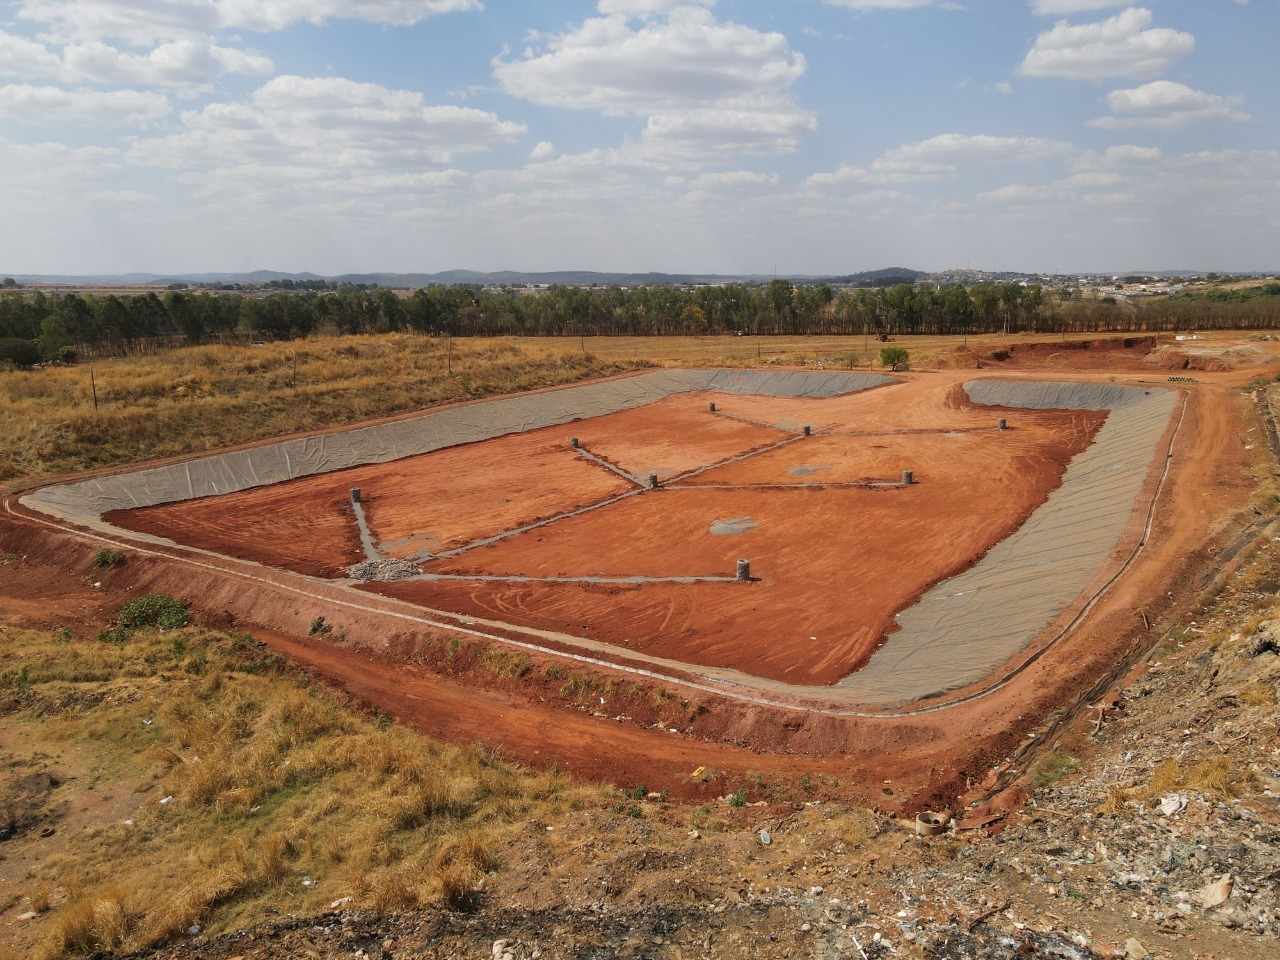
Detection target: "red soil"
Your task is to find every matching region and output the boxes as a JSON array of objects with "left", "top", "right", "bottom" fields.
[
  {"left": 108, "top": 383, "right": 1103, "bottom": 686},
  {"left": 3, "top": 351, "right": 1264, "bottom": 812}
]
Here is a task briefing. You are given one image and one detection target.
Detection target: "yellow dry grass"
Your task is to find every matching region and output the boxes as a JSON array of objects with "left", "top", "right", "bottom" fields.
[
  {"left": 0, "top": 623, "right": 599, "bottom": 958},
  {"left": 0, "top": 335, "right": 637, "bottom": 484}
]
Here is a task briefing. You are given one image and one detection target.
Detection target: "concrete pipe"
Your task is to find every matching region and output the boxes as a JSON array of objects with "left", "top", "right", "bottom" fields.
[
  {"left": 571, "top": 437, "right": 580, "bottom": 449},
  {"left": 902, "top": 470, "right": 914, "bottom": 485},
  {"left": 997, "top": 418, "right": 1008, "bottom": 431},
  {"left": 736, "top": 559, "right": 751, "bottom": 582},
  {"left": 915, "top": 811, "right": 951, "bottom": 837},
  {"left": 649, "top": 474, "right": 660, "bottom": 489},
  {"left": 803, "top": 425, "right": 812, "bottom": 437},
  {"left": 709, "top": 402, "right": 716, "bottom": 413},
  {"left": 350, "top": 487, "right": 361, "bottom": 504}
]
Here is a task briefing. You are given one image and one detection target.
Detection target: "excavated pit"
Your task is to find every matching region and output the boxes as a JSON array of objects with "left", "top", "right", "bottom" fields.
[{"left": 23, "top": 371, "right": 1177, "bottom": 707}]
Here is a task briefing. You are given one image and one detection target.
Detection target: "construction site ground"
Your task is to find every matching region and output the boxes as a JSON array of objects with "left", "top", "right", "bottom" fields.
[{"left": 2, "top": 334, "right": 1279, "bottom": 959}]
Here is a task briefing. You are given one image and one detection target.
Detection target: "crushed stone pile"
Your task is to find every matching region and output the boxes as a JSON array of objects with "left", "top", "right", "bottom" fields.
[{"left": 347, "top": 558, "right": 422, "bottom": 582}]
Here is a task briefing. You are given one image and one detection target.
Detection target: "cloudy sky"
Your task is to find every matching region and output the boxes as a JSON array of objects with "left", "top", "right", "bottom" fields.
[{"left": 1, "top": 0, "right": 1275, "bottom": 275}]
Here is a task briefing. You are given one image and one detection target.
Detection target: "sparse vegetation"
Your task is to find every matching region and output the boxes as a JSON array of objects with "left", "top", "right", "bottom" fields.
[
  {"left": 0, "top": 622, "right": 598, "bottom": 958},
  {"left": 1028, "top": 749, "right": 1079, "bottom": 787},
  {"left": 91, "top": 548, "right": 125, "bottom": 569},
  {"left": 118, "top": 594, "right": 188, "bottom": 631},
  {"left": 0, "top": 335, "right": 635, "bottom": 483}
]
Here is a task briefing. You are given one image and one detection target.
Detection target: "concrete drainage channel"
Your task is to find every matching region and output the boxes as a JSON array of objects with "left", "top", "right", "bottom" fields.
[{"left": 19, "top": 372, "right": 1182, "bottom": 715}]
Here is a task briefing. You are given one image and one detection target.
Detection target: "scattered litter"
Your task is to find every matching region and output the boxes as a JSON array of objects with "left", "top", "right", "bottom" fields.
[
  {"left": 1197, "top": 875, "right": 1233, "bottom": 908},
  {"left": 159, "top": 795, "right": 174, "bottom": 805},
  {"left": 1158, "top": 794, "right": 1186, "bottom": 817},
  {"left": 759, "top": 829, "right": 772, "bottom": 846}
]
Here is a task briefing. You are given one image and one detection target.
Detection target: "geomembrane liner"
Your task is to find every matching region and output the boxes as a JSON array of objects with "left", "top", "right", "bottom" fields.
[
  {"left": 835, "top": 380, "right": 1178, "bottom": 704},
  {"left": 21, "top": 372, "right": 1178, "bottom": 708}
]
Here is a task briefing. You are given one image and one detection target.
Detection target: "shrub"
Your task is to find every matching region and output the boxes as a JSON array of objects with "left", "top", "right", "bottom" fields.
[
  {"left": 0, "top": 337, "right": 39, "bottom": 369},
  {"left": 119, "top": 594, "right": 189, "bottom": 630},
  {"left": 727, "top": 789, "right": 747, "bottom": 808},
  {"left": 93, "top": 548, "right": 125, "bottom": 569}
]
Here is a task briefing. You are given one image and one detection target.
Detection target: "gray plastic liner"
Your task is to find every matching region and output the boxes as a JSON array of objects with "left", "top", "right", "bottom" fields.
[
  {"left": 22, "top": 372, "right": 1177, "bottom": 707},
  {"left": 834, "top": 380, "right": 1178, "bottom": 703},
  {"left": 22, "top": 369, "right": 893, "bottom": 529}
]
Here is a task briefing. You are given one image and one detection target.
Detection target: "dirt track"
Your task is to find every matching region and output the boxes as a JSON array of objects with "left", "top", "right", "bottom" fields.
[{"left": 4, "top": 340, "right": 1270, "bottom": 809}]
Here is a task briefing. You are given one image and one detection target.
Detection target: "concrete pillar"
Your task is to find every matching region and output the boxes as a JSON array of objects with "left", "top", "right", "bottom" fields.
[
  {"left": 649, "top": 474, "right": 660, "bottom": 489},
  {"left": 736, "top": 559, "right": 751, "bottom": 582},
  {"left": 902, "top": 470, "right": 914, "bottom": 485},
  {"left": 803, "top": 425, "right": 812, "bottom": 436},
  {"left": 571, "top": 437, "right": 580, "bottom": 449},
  {"left": 350, "top": 487, "right": 361, "bottom": 504},
  {"left": 709, "top": 402, "right": 716, "bottom": 412},
  {"left": 997, "top": 418, "right": 1008, "bottom": 431}
]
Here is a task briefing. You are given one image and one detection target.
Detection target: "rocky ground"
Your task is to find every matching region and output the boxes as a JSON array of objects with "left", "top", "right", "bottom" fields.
[{"left": 107, "top": 530, "right": 1280, "bottom": 960}]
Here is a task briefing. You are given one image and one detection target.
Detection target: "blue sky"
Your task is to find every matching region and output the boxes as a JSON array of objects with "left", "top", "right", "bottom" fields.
[{"left": 0, "top": 0, "right": 1275, "bottom": 275}]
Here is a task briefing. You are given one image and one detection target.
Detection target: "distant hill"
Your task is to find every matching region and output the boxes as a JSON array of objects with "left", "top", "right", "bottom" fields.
[
  {"left": 6, "top": 268, "right": 931, "bottom": 289},
  {"left": 826, "top": 268, "right": 927, "bottom": 288}
]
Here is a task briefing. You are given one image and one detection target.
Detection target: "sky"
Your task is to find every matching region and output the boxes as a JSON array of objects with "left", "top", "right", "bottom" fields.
[{"left": 0, "top": 0, "right": 1276, "bottom": 276}]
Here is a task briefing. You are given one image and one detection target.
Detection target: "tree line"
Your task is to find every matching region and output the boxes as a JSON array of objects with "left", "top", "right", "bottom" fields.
[{"left": 1, "top": 280, "right": 1278, "bottom": 360}]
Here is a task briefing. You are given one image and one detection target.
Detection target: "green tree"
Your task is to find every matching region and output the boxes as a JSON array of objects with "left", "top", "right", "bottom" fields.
[
  {"left": 35, "top": 315, "right": 70, "bottom": 361},
  {"left": 880, "top": 346, "right": 909, "bottom": 369},
  {"left": 0, "top": 337, "right": 40, "bottom": 368}
]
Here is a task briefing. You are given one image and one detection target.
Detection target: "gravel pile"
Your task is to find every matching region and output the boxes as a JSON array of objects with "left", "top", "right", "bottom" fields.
[{"left": 347, "top": 558, "right": 422, "bottom": 582}]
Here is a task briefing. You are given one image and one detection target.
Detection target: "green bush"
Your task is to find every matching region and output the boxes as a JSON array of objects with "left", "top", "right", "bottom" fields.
[
  {"left": 93, "top": 548, "right": 125, "bottom": 569},
  {"left": 0, "top": 338, "right": 39, "bottom": 369},
  {"left": 119, "top": 594, "right": 188, "bottom": 630}
]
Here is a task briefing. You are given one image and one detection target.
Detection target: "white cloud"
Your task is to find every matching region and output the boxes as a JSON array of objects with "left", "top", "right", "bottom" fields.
[
  {"left": 17, "top": 0, "right": 479, "bottom": 45},
  {"left": 597, "top": 0, "right": 713, "bottom": 14},
  {"left": 0, "top": 84, "right": 170, "bottom": 125},
  {"left": 1029, "top": 1, "right": 1126, "bottom": 13},
  {"left": 493, "top": 5, "right": 813, "bottom": 160},
  {"left": 529, "top": 140, "right": 556, "bottom": 160},
  {"left": 215, "top": 0, "right": 481, "bottom": 32},
  {"left": 1058, "top": 171, "right": 1122, "bottom": 187},
  {"left": 127, "top": 76, "right": 521, "bottom": 203},
  {"left": 822, "top": 0, "right": 944, "bottom": 9},
  {"left": 804, "top": 134, "right": 1071, "bottom": 189},
  {"left": 0, "top": 30, "right": 64, "bottom": 80},
  {"left": 1019, "top": 8, "right": 1195, "bottom": 81},
  {"left": 688, "top": 170, "right": 779, "bottom": 188},
  {"left": 495, "top": 7, "right": 803, "bottom": 115},
  {"left": 889, "top": 133, "right": 1068, "bottom": 164},
  {"left": 64, "top": 38, "right": 272, "bottom": 87},
  {"left": 1089, "top": 80, "right": 1248, "bottom": 129},
  {"left": 976, "top": 184, "right": 1057, "bottom": 203}
]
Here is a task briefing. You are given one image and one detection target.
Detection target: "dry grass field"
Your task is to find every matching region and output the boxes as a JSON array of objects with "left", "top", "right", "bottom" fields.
[
  {"left": 0, "top": 615, "right": 599, "bottom": 958},
  {"left": 0, "top": 336, "right": 633, "bottom": 484}
]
